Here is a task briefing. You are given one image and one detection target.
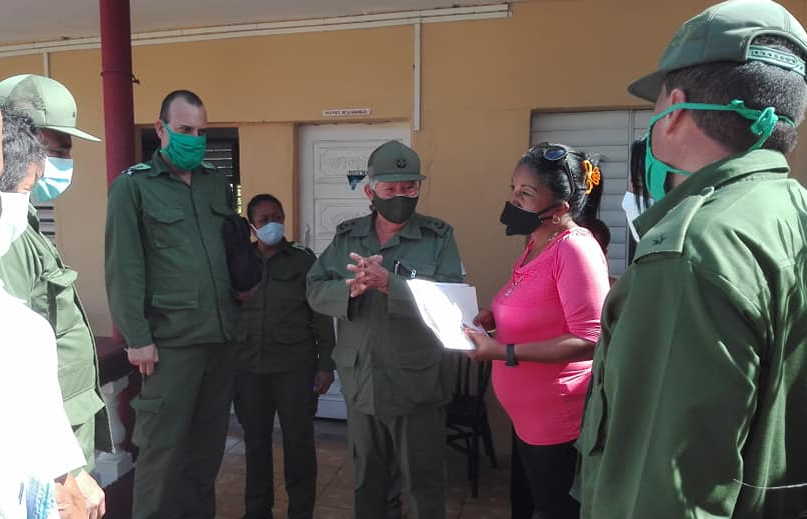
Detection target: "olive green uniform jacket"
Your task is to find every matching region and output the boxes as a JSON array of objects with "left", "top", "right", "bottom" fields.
[
  {"left": 0, "top": 207, "right": 112, "bottom": 469},
  {"left": 578, "top": 150, "right": 807, "bottom": 518},
  {"left": 306, "top": 212, "right": 464, "bottom": 417},
  {"left": 105, "top": 150, "right": 238, "bottom": 349},
  {"left": 235, "top": 239, "right": 335, "bottom": 373}
]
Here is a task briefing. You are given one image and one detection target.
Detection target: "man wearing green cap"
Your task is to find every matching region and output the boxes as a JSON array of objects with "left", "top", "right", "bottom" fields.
[
  {"left": 105, "top": 90, "right": 239, "bottom": 519},
  {"left": 0, "top": 74, "right": 111, "bottom": 517},
  {"left": 307, "top": 140, "right": 464, "bottom": 519},
  {"left": 578, "top": 1, "right": 807, "bottom": 517}
]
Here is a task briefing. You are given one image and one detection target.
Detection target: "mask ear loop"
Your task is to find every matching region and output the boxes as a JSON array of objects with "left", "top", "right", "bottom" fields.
[
  {"left": 727, "top": 100, "right": 795, "bottom": 149},
  {"left": 643, "top": 100, "right": 794, "bottom": 200}
]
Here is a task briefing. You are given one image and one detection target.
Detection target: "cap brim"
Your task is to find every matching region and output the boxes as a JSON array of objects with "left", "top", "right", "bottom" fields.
[
  {"left": 374, "top": 173, "right": 426, "bottom": 182},
  {"left": 627, "top": 70, "right": 665, "bottom": 103},
  {"left": 42, "top": 125, "right": 101, "bottom": 142}
]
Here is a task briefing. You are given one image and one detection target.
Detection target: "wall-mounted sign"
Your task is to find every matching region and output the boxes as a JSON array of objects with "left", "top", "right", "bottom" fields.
[
  {"left": 347, "top": 170, "right": 367, "bottom": 190},
  {"left": 323, "top": 108, "right": 372, "bottom": 117}
]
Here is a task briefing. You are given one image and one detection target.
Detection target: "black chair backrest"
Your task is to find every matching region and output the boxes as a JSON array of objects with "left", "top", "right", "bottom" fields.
[{"left": 451, "top": 352, "right": 493, "bottom": 416}]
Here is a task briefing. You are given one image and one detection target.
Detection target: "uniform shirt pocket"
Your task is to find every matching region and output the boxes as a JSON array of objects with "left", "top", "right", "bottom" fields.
[
  {"left": 147, "top": 288, "right": 201, "bottom": 342},
  {"left": 580, "top": 379, "right": 608, "bottom": 455},
  {"left": 144, "top": 207, "right": 188, "bottom": 249},
  {"left": 269, "top": 268, "right": 308, "bottom": 303},
  {"left": 210, "top": 201, "right": 236, "bottom": 221},
  {"left": 395, "top": 261, "right": 437, "bottom": 281},
  {"left": 272, "top": 327, "right": 314, "bottom": 345},
  {"left": 43, "top": 267, "right": 82, "bottom": 337},
  {"left": 63, "top": 388, "right": 105, "bottom": 427},
  {"left": 151, "top": 290, "right": 199, "bottom": 310}
]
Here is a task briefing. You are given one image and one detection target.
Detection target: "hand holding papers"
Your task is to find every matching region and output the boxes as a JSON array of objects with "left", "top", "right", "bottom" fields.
[{"left": 406, "top": 280, "right": 483, "bottom": 350}]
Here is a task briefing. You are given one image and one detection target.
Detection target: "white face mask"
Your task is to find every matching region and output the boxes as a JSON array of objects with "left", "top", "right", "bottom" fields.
[
  {"left": 0, "top": 191, "right": 31, "bottom": 257},
  {"left": 621, "top": 191, "right": 654, "bottom": 243}
]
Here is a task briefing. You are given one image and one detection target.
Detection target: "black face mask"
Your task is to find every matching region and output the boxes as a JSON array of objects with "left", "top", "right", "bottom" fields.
[
  {"left": 499, "top": 201, "right": 558, "bottom": 236},
  {"left": 372, "top": 195, "right": 419, "bottom": 224}
]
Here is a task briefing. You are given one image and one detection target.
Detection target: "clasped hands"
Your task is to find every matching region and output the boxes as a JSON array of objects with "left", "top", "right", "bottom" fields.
[{"left": 345, "top": 252, "right": 390, "bottom": 298}]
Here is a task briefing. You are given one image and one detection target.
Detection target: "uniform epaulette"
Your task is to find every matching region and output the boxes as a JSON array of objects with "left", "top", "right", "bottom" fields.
[
  {"left": 634, "top": 186, "right": 714, "bottom": 261},
  {"left": 336, "top": 218, "right": 360, "bottom": 234},
  {"left": 122, "top": 163, "right": 152, "bottom": 176},
  {"left": 290, "top": 242, "right": 315, "bottom": 256},
  {"left": 418, "top": 215, "right": 451, "bottom": 236}
]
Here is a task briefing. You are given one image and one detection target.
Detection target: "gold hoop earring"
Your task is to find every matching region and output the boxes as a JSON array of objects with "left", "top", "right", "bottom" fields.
[{"left": 552, "top": 215, "right": 561, "bottom": 225}]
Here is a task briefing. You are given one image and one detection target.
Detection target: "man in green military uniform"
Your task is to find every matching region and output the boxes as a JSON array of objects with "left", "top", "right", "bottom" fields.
[
  {"left": 105, "top": 90, "right": 239, "bottom": 519},
  {"left": 233, "top": 193, "right": 335, "bottom": 519},
  {"left": 0, "top": 74, "right": 111, "bottom": 517},
  {"left": 578, "top": 1, "right": 807, "bottom": 517},
  {"left": 307, "top": 141, "right": 463, "bottom": 519}
]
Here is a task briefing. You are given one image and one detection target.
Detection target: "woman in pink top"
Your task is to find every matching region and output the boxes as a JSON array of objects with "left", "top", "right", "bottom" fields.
[{"left": 466, "top": 143, "right": 610, "bottom": 519}]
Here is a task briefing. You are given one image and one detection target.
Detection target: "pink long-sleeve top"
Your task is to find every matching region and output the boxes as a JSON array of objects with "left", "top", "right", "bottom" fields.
[{"left": 491, "top": 227, "right": 610, "bottom": 446}]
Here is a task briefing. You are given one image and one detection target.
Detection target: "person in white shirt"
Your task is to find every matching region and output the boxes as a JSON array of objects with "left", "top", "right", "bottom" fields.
[{"left": 0, "top": 107, "right": 88, "bottom": 518}]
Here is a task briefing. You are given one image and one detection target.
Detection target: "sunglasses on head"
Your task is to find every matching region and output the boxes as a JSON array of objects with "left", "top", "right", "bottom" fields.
[{"left": 527, "top": 144, "right": 579, "bottom": 196}]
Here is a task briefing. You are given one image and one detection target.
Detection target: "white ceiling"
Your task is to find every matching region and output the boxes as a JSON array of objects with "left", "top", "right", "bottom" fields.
[{"left": 0, "top": 1, "right": 507, "bottom": 45}]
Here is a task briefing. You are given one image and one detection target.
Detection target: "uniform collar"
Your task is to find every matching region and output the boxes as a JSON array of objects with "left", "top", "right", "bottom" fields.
[
  {"left": 275, "top": 238, "right": 294, "bottom": 255},
  {"left": 348, "top": 213, "right": 424, "bottom": 240},
  {"left": 146, "top": 149, "right": 211, "bottom": 177},
  {"left": 27, "top": 204, "right": 40, "bottom": 230},
  {"left": 635, "top": 149, "right": 789, "bottom": 237},
  {"left": 253, "top": 237, "right": 293, "bottom": 258}
]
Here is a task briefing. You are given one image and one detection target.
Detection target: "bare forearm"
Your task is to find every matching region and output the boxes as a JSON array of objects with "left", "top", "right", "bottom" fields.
[
  {"left": 517, "top": 334, "right": 594, "bottom": 362},
  {"left": 486, "top": 334, "right": 594, "bottom": 363}
]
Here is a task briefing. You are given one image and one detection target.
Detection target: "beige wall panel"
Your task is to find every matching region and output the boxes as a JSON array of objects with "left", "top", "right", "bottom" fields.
[
  {"left": 48, "top": 51, "right": 111, "bottom": 335},
  {"left": 0, "top": 54, "right": 42, "bottom": 77},
  {"left": 238, "top": 123, "right": 297, "bottom": 235},
  {"left": 128, "top": 26, "right": 412, "bottom": 125}
]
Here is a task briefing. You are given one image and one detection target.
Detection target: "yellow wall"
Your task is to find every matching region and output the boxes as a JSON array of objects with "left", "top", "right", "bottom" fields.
[
  {"left": 1, "top": 0, "right": 806, "bottom": 344},
  {"left": 238, "top": 123, "right": 296, "bottom": 232}
]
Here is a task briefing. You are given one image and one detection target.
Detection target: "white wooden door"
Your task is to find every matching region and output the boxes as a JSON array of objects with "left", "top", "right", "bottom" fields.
[
  {"left": 299, "top": 123, "right": 411, "bottom": 254},
  {"left": 299, "top": 122, "right": 411, "bottom": 419}
]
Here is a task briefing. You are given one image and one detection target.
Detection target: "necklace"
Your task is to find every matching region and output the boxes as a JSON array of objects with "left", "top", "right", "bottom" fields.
[
  {"left": 504, "top": 229, "right": 564, "bottom": 297},
  {"left": 524, "top": 229, "right": 563, "bottom": 262},
  {"left": 535, "top": 229, "right": 563, "bottom": 251}
]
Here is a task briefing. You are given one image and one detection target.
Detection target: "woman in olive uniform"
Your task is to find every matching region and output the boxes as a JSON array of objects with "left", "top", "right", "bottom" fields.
[{"left": 234, "top": 194, "right": 335, "bottom": 519}]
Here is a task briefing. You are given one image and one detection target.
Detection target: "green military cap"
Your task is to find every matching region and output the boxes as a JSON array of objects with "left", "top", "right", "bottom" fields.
[
  {"left": 629, "top": 0, "right": 807, "bottom": 101},
  {"left": 367, "top": 140, "right": 425, "bottom": 182},
  {"left": 0, "top": 74, "right": 100, "bottom": 142}
]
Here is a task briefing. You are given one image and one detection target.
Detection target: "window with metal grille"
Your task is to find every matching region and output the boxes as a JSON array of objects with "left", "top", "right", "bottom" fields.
[
  {"left": 140, "top": 127, "right": 241, "bottom": 211},
  {"left": 34, "top": 201, "right": 56, "bottom": 239}
]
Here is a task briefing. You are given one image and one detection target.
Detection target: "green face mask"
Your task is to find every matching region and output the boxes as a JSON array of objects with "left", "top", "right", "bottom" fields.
[
  {"left": 161, "top": 122, "right": 207, "bottom": 171},
  {"left": 644, "top": 100, "right": 794, "bottom": 200}
]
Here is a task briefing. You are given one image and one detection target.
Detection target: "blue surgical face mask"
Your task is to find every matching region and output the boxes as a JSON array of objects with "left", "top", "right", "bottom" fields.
[
  {"left": 644, "top": 99, "right": 793, "bottom": 200},
  {"left": 32, "top": 157, "right": 74, "bottom": 203},
  {"left": 254, "top": 222, "right": 284, "bottom": 246}
]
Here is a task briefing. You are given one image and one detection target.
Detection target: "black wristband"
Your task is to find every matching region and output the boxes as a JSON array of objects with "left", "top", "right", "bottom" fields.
[{"left": 505, "top": 343, "right": 519, "bottom": 367}]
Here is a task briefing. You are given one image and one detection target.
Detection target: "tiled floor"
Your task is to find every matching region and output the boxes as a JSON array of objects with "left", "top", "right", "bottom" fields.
[{"left": 215, "top": 417, "right": 511, "bottom": 519}]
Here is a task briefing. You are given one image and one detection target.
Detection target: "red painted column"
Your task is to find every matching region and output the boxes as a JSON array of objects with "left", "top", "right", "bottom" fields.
[
  {"left": 99, "top": 0, "right": 134, "bottom": 343},
  {"left": 99, "top": 0, "right": 135, "bottom": 187}
]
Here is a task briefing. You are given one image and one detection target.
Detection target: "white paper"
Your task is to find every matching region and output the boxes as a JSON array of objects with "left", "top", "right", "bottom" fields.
[{"left": 406, "top": 280, "right": 482, "bottom": 350}]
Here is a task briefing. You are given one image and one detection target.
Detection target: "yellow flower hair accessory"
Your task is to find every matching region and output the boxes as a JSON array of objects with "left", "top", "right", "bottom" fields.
[{"left": 583, "top": 160, "right": 601, "bottom": 195}]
